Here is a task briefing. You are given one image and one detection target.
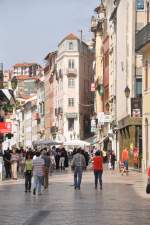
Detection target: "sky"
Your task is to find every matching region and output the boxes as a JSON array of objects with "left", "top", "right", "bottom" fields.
[{"left": 0, "top": 0, "right": 99, "bottom": 69}]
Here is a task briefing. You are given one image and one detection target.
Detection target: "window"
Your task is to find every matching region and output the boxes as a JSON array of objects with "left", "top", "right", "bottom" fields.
[
  {"left": 39, "top": 102, "right": 45, "bottom": 115},
  {"left": 68, "top": 98, "right": 74, "bottom": 107},
  {"left": 136, "top": 0, "right": 144, "bottom": 10},
  {"left": 68, "top": 59, "right": 75, "bottom": 69},
  {"left": 68, "top": 118, "right": 74, "bottom": 131},
  {"left": 68, "top": 78, "right": 75, "bottom": 88},
  {"left": 69, "top": 42, "right": 73, "bottom": 50},
  {"left": 136, "top": 78, "right": 142, "bottom": 96}
]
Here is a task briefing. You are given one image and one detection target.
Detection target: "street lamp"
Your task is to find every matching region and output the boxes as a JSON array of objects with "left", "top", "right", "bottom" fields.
[
  {"left": 98, "top": 83, "right": 104, "bottom": 96},
  {"left": 124, "top": 86, "right": 130, "bottom": 98}
]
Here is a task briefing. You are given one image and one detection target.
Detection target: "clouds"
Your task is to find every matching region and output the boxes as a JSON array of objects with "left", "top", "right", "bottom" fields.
[{"left": 0, "top": 0, "right": 98, "bottom": 68}]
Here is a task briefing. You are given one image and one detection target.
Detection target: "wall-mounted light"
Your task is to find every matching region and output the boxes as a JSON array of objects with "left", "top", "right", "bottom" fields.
[
  {"left": 98, "top": 84, "right": 104, "bottom": 96},
  {"left": 124, "top": 86, "right": 130, "bottom": 98}
]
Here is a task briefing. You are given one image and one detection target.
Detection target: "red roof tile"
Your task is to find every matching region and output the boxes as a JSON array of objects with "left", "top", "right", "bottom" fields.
[
  {"left": 16, "top": 75, "right": 38, "bottom": 81},
  {"left": 14, "top": 63, "right": 38, "bottom": 67},
  {"left": 59, "top": 33, "right": 79, "bottom": 46}
]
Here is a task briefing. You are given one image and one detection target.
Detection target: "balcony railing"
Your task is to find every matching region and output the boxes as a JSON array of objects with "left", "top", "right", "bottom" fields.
[
  {"left": 66, "top": 68, "right": 77, "bottom": 77},
  {"left": 135, "top": 23, "right": 150, "bottom": 52}
]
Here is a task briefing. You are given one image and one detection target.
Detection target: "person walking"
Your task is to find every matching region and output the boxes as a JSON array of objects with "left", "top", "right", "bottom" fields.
[
  {"left": 24, "top": 153, "right": 33, "bottom": 193},
  {"left": 59, "top": 148, "right": 65, "bottom": 171},
  {"left": 111, "top": 151, "right": 116, "bottom": 170},
  {"left": 72, "top": 148, "right": 86, "bottom": 190},
  {"left": 93, "top": 150, "right": 103, "bottom": 190},
  {"left": 3, "top": 150, "right": 11, "bottom": 179},
  {"left": 10, "top": 148, "right": 19, "bottom": 180},
  {"left": 55, "top": 149, "right": 60, "bottom": 170},
  {"left": 121, "top": 148, "right": 129, "bottom": 175},
  {"left": 32, "top": 151, "right": 44, "bottom": 195},
  {"left": 42, "top": 150, "right": 50, "bottom": 189}
]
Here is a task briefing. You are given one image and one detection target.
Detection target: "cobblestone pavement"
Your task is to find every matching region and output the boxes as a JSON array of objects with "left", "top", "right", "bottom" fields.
[{"left": 0, "top": 170, "right": 149, "bottom": 225}]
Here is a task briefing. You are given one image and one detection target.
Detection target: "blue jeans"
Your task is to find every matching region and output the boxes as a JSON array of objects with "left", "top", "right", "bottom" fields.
[
  {"left": 94, "top": 170, "right": 103, "bottom": 188},
  {"left": 74, "top": 167, "right": 83, "bottom": 189},
  {"left": 123, "top": 160, "right": 128, "bottom": 170},
  {"left": 34, "top": 175, "right": 43, "bottom": 193}
]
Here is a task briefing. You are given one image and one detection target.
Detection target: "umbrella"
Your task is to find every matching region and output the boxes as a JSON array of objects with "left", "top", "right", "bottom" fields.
[{"left": 63, "top": 139, "right": 90, "bottom": 147}]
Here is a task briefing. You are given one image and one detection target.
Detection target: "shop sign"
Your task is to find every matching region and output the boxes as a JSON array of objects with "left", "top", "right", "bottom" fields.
[
  {"left": 97, "top": 112, "right": 111, "bottom": 123},
  {"left": 0, "top": 122, "right": 12, "bottom": 134},
  {"left": 91, "top": 119, "right": 96, "bottom": 133},
  {"left": 131, "top": 98, "right": 142, "bottom": 117}
]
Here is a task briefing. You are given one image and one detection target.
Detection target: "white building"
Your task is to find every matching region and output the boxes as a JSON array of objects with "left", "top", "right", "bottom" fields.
[{"left": 55, "top": 33, "right": 94, "bottom": 141}]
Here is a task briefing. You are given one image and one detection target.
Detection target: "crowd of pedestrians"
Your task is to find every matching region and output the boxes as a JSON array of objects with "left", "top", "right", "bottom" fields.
[{"left": 1, "top": 145, "right": 120, "bottom": 194}]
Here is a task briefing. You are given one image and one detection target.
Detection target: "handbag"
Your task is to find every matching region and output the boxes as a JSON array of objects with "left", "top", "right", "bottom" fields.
[{"left": 146, "top": 178, "right": 150, "bottom": 194}]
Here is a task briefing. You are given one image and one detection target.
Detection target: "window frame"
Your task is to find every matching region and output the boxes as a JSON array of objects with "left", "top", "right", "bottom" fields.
[
  {"left": 136, "top": 0, "right": 144, "bottom": 11},
  {"left": 69, "top": 42, "right": 73, "bottom": 50},
  {"left": 68, "top": 78, "right": 75, "bottom": 88},
  {"left": 68, "top": 98, "right": 74, "bottom": 107}
]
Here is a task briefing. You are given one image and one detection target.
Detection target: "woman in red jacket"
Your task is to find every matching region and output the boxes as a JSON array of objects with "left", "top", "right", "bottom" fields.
[{"left": 93, "top": 150, "right": 103, "bottom": 190}]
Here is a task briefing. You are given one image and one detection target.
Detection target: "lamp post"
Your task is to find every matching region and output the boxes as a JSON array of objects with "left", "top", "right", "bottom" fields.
[{"left": 124, "top": 86, "right": 130, "bottom": 113}]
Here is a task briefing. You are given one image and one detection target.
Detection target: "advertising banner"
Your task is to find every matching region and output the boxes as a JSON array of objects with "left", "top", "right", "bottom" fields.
[{"left": 0, "top": 122, "right": 12, "bottom": 134}]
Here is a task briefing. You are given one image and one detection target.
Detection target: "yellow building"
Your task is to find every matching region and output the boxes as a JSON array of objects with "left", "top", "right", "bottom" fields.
[{"left": 136, "top": 22, "right": 150, "bottom": 170}]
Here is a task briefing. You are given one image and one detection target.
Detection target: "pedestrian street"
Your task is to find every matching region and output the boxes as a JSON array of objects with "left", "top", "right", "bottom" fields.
[{"left": 0, "top": 170, "right": 149, "bottom": 225}]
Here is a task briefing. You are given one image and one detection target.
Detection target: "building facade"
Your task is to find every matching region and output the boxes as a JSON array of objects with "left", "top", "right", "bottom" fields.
[
  {"left": 136, "top": 0, "right": 150, "bottom": 170},
  {"left": 54, "top": 33, "right": 94, "bottom": 141},
  {"left": 44, "top": 52, "right": 57, "bottom": 140}
]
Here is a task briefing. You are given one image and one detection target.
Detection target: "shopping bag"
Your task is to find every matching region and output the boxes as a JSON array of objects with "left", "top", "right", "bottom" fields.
[{"left": 146, "top": 178, "right": 150, "bottom": 194}]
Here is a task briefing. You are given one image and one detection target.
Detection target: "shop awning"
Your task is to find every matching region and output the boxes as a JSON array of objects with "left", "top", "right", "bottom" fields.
[
  {"left": 84, "top": 135, "right": 98, "bottom": 145},
  {"left": 0, "top": 89, "right": 15, "bottom": 104}
]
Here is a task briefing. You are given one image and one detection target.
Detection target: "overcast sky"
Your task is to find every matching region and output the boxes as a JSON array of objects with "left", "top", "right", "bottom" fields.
[{"left": 0, "top": 0, "right": 99, "bottom": 69}]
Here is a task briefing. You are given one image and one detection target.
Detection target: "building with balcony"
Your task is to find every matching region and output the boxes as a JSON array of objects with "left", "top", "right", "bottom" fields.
[
  {"left": 44, "top": 51, "right": 57, "bottom": 140},
  {"left": 136, "top": 21, "right": 150, "bottom": 170},
  {"left": 12, "top": 63, "right": 41, "bottom": 77},
  {"left": 91, "top": 0, "right": 147, "bottom": 165},
  {"left": 54, "top": 33, "right": 94, "bottom": 141}
]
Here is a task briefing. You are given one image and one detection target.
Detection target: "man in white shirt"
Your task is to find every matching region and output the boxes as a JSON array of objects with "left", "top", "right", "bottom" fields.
[{"left": 32, "top": 151, "right": 44, "bottom": 195}]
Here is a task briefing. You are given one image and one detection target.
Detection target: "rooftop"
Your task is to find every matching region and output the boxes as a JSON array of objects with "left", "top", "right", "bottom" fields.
[
  {"left": 58, "top": 33, "right": 79, "bottom": 46},
  {"left": 16, "top": 75, "right": 38, "bottom": 81}
]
